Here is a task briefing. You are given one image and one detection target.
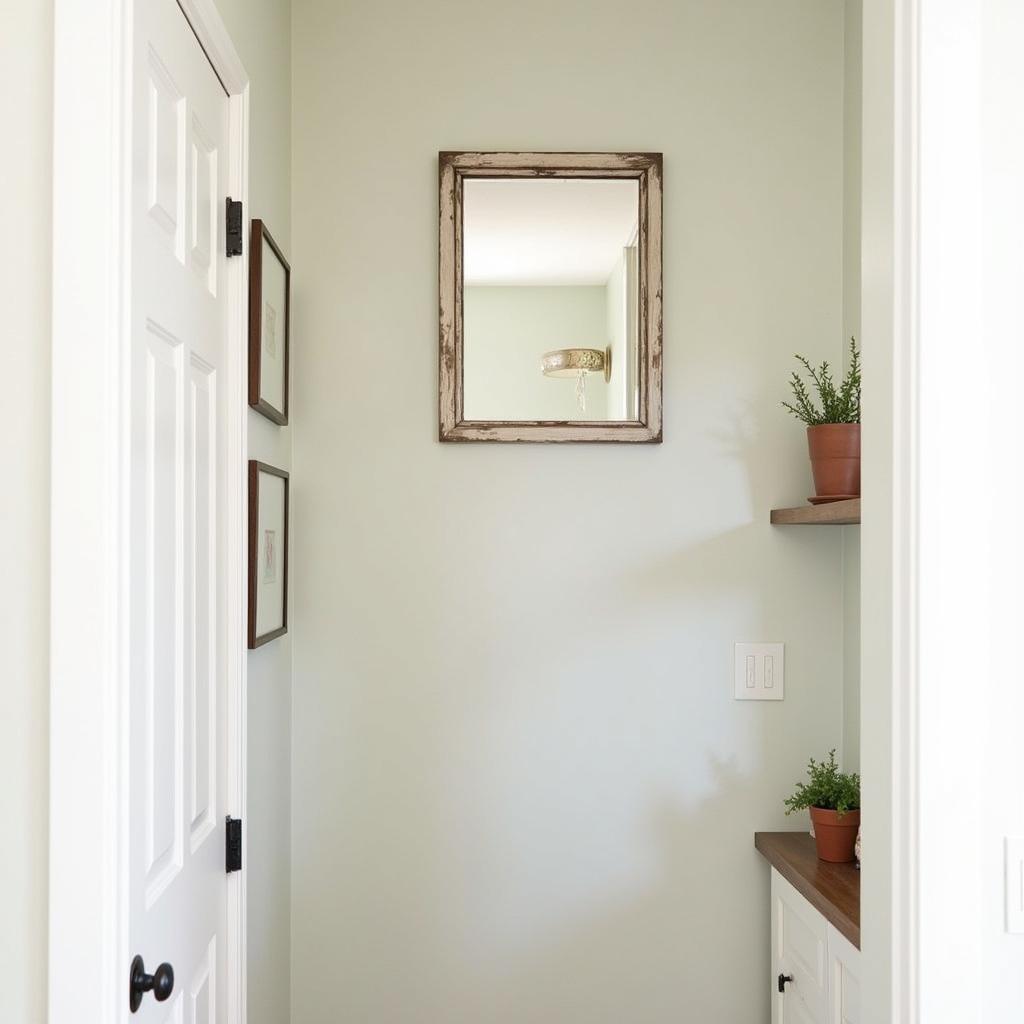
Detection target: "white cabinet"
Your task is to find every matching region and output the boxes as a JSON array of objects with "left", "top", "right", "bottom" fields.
[
  {"left": 770, "top": 868, "right": 862, "bottom": 1024},
  {"left": 771, "top": 869, "right": 828, "bottom": 1023},
  {"left": 826, "top": 921, "right": 862, "bottom": 1024}
]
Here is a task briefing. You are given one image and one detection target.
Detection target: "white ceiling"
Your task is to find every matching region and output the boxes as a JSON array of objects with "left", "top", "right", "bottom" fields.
[{"left": 463, "top": 178, "right": 639, "bottom": 286}]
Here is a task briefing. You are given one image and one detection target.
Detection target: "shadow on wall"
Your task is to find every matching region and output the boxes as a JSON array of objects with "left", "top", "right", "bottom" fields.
[
  {"left": 291, "top": 541, "right": 809, "bottom": 1024},
  {"left": 466, "top": 758, "right": 774, "bottom": 1023},
  {"left": 290, "top": 414, "right": 840, "bottom": 1024}
]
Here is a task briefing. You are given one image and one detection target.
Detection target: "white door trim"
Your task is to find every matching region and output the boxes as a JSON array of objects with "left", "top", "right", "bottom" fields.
[
  {"left": 861, "top": 0, "right": 920, "bottom": 1020},
  {"left": 862, "top": 1, "right": 992, "bottom": 1021},
  {"left": 49, "top": 2, "right": 249, "bottom": 1021},
  {"left": 890, "top": 1, "right": 921, "bottom": 1020}
]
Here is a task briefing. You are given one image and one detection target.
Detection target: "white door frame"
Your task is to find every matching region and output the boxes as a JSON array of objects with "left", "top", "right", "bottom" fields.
[
  {"left": 49, "top": 1, "right": 249, "bottom": 1021},
  {"left": 899, "top": 1, "right": 1005, "bottom": 1021},
  {"left": 861, "top": 0, "right": 920, "bottom": 1020},
  {"left": 864, "top": 2, "right": 1003, "bottom": 1022}
]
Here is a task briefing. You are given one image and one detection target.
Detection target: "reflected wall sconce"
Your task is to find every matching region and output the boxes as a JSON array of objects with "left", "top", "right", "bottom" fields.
[{"left": 541, "top": 346, "right": 611, "bottom": 414}]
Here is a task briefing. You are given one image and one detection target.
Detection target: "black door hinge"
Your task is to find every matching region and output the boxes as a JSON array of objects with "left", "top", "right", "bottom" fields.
[
  {"left": 226, "top": 816, "right": 242, "bottom": 873},
  {"left": 226, "top": 198, "right": 243, "bottom": 257}
]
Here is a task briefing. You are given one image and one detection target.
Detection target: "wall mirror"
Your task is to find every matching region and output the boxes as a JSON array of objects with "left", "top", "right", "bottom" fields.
[{"left": 439, "top": 152, "right": 663, "bottom": 442}]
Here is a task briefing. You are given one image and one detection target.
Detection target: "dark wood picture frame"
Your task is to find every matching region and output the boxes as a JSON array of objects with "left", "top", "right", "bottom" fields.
[
  {"left": 438, "top": 151, "right": 664, "bottom": 443},
  {"left": 248, "top": 219, "right": 291, "bottom": 425},
  {"left": 247, "top": 460, "right": 289, "bottom": 649}
]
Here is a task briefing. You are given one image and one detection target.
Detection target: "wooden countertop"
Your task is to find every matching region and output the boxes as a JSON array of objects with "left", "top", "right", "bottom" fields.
[{"left": 755, "top": 831, "right": 860, "bottom": 949}]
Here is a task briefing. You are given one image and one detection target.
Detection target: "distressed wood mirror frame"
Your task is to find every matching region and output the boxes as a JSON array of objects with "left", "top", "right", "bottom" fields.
[{"left": 439, "top": 151, "right": 663, "bottom": 443}]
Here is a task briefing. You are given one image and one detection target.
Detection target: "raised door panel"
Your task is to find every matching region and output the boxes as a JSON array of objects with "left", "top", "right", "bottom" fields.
[
  {"left": 188, "top": 113, "right": 218, "bottom": 296},
  {"left": 783, "top": 993, "right": 822, "bottom": 1024},
  {"left": 189, "top": 936, "right": 216, "bottom": 1024},
  {"left": 146, "top": 47, "right": 186, "bottom": 260},
  {"left": 188, "top": 355, "right": 217, "bottom": 855},
  {"left": 772, "top": 868, "right": 828, "bottom": 1024},
  {"left": 827, "top": 923, "right": 862, "bottom": 1024},
  {"left": 143, "top": 320, "right": 186, "bottom": 909}
]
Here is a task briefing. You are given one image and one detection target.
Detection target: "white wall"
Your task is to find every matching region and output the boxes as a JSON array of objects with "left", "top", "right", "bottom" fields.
[
  {"left": 976, "top": 5, "right": 1024, "bottom": 1012},
  {"left": 915, "top": 0, "right": 1024, "bottom": 1019},
  {"left": 977, "top": 5, "right": 1024, "bottom": 1012},
  {"left": 464, "top": 286, "right": 609, "bottom": 420},
  {"left": 0, "top": 3, "right": 291, "bottom": 1020},
  {"left": 291, "top": 1, "right": 846, "bottom": 1021},
  {"left": 0, "top": 4, "right": 52, "bottom": 1020},
  {"left": 212, "top": 2, "right": 294, "bottom": 1021}
]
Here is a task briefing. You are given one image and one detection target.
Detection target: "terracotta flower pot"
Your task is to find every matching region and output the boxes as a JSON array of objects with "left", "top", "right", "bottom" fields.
[
  {"left": 807, "top": 423, "right": 861, "bottom": 497},
  {"left": 809, "top": 806, "right": 861, "bottom": 863}
]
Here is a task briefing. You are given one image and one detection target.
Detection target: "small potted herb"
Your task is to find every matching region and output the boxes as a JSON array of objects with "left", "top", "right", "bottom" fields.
[
  {"left": 782, "top": 338, "right": 861, "bottom": 502},
  {"left": 784, "top": 750, "right": 861, "bottom": 863}
]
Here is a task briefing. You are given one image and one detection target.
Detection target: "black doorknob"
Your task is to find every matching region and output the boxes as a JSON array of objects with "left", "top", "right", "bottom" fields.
[
  {"left": 778, "top": 972, "right": 794, "bottom": 994},
  {"left": 129, "top": 954, "right": 175, "bottom": 1013}
]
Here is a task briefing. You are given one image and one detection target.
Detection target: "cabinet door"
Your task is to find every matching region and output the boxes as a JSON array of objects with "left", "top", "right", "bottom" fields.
[
  {"left": 827, "top": 923, "right": 862, "bottom": 1024},
  {"left": 771, "top": 869, "right": 828, "bottom": 1024}
]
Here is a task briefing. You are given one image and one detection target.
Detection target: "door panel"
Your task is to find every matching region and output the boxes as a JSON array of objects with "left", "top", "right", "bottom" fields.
[
  {"left": 189, "top": 115, "right": 218, "bottom": 294},
  {"left": 130, "top": 1, "right": 230, "bottom": 1020},
  {"left": 189, "top": 937, "right": 217, "bottom": 1024},
  {"left": 772, "top": 870, "right": 828, "bottom": 1024},
  {"left": 784, "top": 994, "right": 821, "bottom": 1024},
  {"left": 143, "top": 322, "right": 185, "bottom": 908},
  {"left": 189, "top": 355, "right": 217, "bottom": 853},
  {"left": 827, "top": 923, "right": 862, "bottom": 1024},
  {"left": 145, "top": 48, "right": 186, "bottom": 256}
]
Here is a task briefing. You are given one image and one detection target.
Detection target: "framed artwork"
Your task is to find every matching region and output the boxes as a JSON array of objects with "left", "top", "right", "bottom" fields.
[
  {"left": 248, "top": 219, "right": 291, "bottom": 424},
  {"left": 247, "top": 461, "right": 289, "bottom": 648}
]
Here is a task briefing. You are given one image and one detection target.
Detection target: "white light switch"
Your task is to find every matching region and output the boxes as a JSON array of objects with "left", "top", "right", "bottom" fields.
[
  {"left": 1006, "top": 837, "right": 1024, "bottom": 933},
  {"left": 734, "top": 643, "right": 785, "bottom": 701}
]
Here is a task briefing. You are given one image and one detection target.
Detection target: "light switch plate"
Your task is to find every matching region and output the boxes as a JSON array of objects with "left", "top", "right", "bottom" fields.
[
  {"left": 734, "top": 643, "right": 785, "bottom": 701},
  {"left": 1006, "top": 837, "right": 1024, "bottom": 933}
]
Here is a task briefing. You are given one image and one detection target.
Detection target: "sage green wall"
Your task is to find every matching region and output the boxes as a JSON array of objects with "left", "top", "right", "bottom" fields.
[
  {"left": 464, "top": 286, "right": 609, "bottom": 421},
  {"left": 842, "top": 0, "right": 862, "bottom": 773},
  {"left": 291, "top": 1, "right": 847, "bottom": 1020},
  {"left": 212, "top": 3, "right": 293, "bottom": 1022}
]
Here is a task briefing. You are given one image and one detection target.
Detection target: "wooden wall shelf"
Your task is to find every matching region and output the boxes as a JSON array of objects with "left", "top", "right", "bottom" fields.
[{"left": 770, "top": 498, "right": 860, "bottom": 526}]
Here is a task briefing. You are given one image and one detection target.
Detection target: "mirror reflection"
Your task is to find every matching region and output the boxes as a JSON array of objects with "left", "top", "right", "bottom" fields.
[{"left": 462, "top": 178, "right": 640, "bottom": 422}]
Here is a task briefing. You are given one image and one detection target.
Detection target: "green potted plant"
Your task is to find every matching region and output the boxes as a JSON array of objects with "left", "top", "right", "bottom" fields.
[
  {"left": 784, "top": 749, "right": 861, "bottom": 863},
  {"left": 782, "top": 338, "right": 861, "bottom": 502}
]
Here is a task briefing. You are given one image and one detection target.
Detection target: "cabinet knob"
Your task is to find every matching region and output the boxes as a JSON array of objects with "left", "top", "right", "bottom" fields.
[{"left": 778, "top": 973, "right": 794, "bottom": 994}]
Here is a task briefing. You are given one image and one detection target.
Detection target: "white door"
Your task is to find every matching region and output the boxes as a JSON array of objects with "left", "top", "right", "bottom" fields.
[
  {"left": 772, "top": 871, "right": 829, "bottom": 1024},
  {"left": 129, "top": 0, "right": 230, "bottom": 1018}
]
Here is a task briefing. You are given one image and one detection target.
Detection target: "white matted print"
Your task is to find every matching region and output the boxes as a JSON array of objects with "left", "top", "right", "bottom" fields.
[
  {"left": 263, "top": 300, "right": 278, "bottom": 359},
  {"left": 248, "top": 219, "right": 290, "bottom": 425},
  {"left": 248, "top": 461, "right": 288, "bottom": 647},
  {"left": 262, "top": 526, "right": 278, "bottom": 583}
]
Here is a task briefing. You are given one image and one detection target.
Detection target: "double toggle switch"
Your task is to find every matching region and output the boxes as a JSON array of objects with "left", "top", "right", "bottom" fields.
[{"left": 734, "top": 643, "right": 785, "bottom": 701}]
